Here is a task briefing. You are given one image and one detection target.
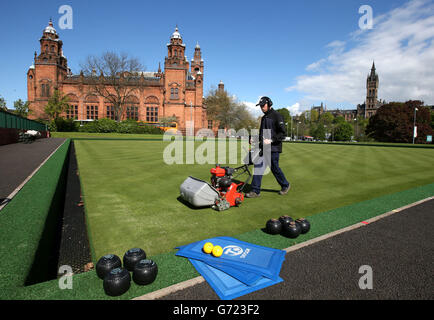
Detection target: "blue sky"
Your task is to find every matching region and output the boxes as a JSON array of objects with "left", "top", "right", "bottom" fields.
[{"left": 1, "top": 0, "right": 433, "bottom": 116}]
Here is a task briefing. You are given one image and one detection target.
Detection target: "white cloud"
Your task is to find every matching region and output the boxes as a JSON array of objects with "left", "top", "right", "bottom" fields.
[
  {"left": 286, "top": 103, "right": 302, "bottom": 116},
  {"left": 287, "top": 0, "right": 434, "bottom": 107},
  {"left": 242, "top": 100, "right": 262, "bottom": 117}
]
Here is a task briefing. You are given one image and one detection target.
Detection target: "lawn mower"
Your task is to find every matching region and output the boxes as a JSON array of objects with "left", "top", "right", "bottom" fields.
[{"left": 180, "top": 164, "right": 253, "bottom": 211}]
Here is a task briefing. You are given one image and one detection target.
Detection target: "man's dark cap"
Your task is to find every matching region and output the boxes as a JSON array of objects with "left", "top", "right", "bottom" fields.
[{"left": 256, "top": 96, "right": 273, "bottom": 107}]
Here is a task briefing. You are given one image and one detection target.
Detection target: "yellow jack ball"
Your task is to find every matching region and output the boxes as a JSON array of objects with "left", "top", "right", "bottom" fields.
[
  {"left": 203, "top": 242, "right": 214, "bottom": 254},
  {"left": 212, "top": 245, "right": 223, "bottom": 257}
]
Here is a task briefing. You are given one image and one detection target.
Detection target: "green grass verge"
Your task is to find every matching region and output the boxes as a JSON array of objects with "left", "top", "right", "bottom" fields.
[{"left": 0, "top": 139, "right": 70, "bottom": 290}]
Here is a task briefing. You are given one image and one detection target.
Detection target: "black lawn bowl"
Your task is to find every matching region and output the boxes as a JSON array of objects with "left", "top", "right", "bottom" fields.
[
  {"left": 283, "top": 221, "right": 301, "bottom": 239},
  {"left": 295, "top": 218, "right": 311, "bottom": 234},
  {"left": 279, "top": 215, "right": 293, "bottom": 226},
  {"left": 123, "top": 248, "right": 147, "bottom": 271},
  {"left": 133, "top": 259, "right": 158, "bottom": 286},
  {"left": 103, "top": 267, "right": 131, "bottom": 296},
  {"left": 96, "top": 254, "right": 122, "bottom": 280},
  {"left": 265, "top": 219, "right": 283, "bottom": 235}
]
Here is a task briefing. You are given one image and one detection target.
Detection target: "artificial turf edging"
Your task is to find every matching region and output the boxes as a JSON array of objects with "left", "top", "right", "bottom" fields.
[
  {"left": 2, "top": 180, "right": 433, "bottom": 300},
  {"left": 0, "top": 139, "right": 70, "bottom": 293}
]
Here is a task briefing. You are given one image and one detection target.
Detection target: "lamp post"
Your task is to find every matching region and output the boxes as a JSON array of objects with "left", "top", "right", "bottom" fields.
[
  {"left": 354, "top": 118, "right": 357, "bottom": 140},
  {"left": 190, "top": 101, "right": 193, "bottom": 136},
  {"left": 296, "top": 121, "right": 301, "bottom": 140},
  {"left": 290, "top": 117, "right": 293, "bottom": 140},
  {"left": 413, "top": 107, "right": 418, "bottom": 144},
  {"left": 285, "top": 122, "right": 289, "bottom": 140}
]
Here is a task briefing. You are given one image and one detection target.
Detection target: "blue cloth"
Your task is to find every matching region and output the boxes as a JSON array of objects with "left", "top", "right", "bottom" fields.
[
  {"left": 251, "top": 152, "right": 289, "bottom": 195},
  {"left": 177, "top": 241, "right": 262, "bottom": 285},
  {"left": 189, "top": 258, "right": 284, "bottom": 300},
  {"left": 176, "top": 236, "right": 286, "bottom": 282}
]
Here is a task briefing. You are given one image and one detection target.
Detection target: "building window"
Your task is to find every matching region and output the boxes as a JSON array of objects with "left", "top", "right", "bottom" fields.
[
  {"left": 87, "top": 105, "right": 98, "bottom": 120},
  {"left": 126, "top": 106, "right": 139, "bottom": 120},
  {"left": 170, "top": 87, "right": 179, "bottom": 100},
  {"left": 208, "top": 120, "right": 213, "bottom": 130},
  {"left": 106, "top": 106, "right": 115, "bottom": 120},
  {"left": 41, "top": 84, "right": 50, "bottom": 97},
  {"left": 66, "top": 105, "right": 78, "bottom": 119},
  {"left": 146, "top": 106, "right": 158, "bottom": 122}
]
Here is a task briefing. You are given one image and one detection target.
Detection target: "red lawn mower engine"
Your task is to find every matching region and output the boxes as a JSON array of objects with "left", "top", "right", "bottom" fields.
[{"left": 210, "top": 164, "right": 251, "bottom": 212}]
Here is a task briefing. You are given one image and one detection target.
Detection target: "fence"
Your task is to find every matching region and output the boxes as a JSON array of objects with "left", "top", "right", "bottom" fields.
[{"left": 0, "top": 109, "right": 46, "bottom": 131}]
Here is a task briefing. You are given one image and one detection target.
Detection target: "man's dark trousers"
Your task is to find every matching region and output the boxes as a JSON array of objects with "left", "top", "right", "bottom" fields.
[{"left": 250, "top": 151, "right": 290, "bottom": 195}]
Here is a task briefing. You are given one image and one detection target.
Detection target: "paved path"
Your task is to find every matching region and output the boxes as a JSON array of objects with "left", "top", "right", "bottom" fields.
[
  {"left": 158, "top": 198, "right": 434, "bottom": 300},
  {"left": 0, "top": 138, "right": 66, "bottom": 204}
]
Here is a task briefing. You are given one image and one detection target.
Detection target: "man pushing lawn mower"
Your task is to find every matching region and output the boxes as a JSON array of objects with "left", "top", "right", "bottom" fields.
[
  {"left": 244, "top": 96, "right": 290, "bottom": 198},
  {"left": 179, "top": 96, "right": 290, "bottom": 211}
]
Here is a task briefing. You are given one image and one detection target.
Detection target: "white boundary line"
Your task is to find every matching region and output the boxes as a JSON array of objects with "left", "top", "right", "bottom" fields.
[
  {"left": 0, "top": 139, "right": 68, "bottom": 211},
  {"left": 132, "top": 195, "right": 434, "bottom": 300}
]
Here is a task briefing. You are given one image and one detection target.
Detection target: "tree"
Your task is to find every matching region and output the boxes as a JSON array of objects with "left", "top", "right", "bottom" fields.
[
  {"left": 80, "top": 51, "right": 144, "bottom": 122},
  {"left": 310, "top": 109, "right": 319, "bottom": 123},
  {"left": 276, "top": 108, "right": 291, "bottom": 125},
  {"left": 44, "top": 90, "right": 70, "bottom": 120},
  {"left": 431, "top": 110, "right": 434, "bottom": 130},
  {"left": 334, "top": 115, "right": 346, "bottom": 125},
  {"left": 204, "top": 87, "right": 258, "bottom": 131},
  {"left": 232, "top": 103, "right": 259, "bottom": 131},
  {"left": 366, "top": 100, "right": 432, "bottom": 143},
  {"left": 13, "top": 99, "right": 31, "bottom": 117},
  {"left": 354, "top": 117, "right": 369, "bottom": 141},
  {"left": 0, "top": 95, "right": 7, "bottom": 111},
  {"left": 334, "top": 121, "right": 354, "bottom": 141},
  {"left": 319, "top": 112, "right": 334, "bottom": 127},
  {"left": 311, "top": 123, "right": 326, "bottom": 140}
]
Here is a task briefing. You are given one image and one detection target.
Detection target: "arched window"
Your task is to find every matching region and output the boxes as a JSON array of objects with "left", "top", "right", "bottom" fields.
[
  {"left": 41, "top": 83, "right": 50, "bottom": 97},
  {"left": 170, "top": 87, "right": 179, "bottom": 100},
  {"left": 85, "top": 95, "right": 99, "bottom": 120},
  {"left": 145, "top": 96, "right": 159, "bottom": 122},
  {"left": 126, "top": 96, "right": 139, "bottom": 120},
  {"left": 105, "top": 95, "right": 117, "bottom": 120},
  {"left": 66, "top": 94, "right": 79, "bottom": 119}
]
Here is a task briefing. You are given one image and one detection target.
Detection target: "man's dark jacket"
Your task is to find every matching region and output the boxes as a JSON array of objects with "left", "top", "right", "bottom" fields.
[{"left": 259, "top": 108, "right": 287, "bottom": 153}]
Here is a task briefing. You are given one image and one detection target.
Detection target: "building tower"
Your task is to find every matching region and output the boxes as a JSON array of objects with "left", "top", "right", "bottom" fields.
[
  {"left": 366, "top": 61, "right": 379, "bottom": 118},
  {"left": 218, "top": 80, "right": 225, "bottom": 93},
  {"left": 27, "top": 19, "right": 69, "bottom": 119},
  {"left": 191, "top": 42, "right": 204, "bottom": 77},
  {"left": 163, "top": 27, "right": 205, "bottom": 134}
]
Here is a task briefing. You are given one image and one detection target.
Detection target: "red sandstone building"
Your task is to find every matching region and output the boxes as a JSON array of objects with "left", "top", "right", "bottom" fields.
[{"left": 27, "top": 20, "right": 211, "bottom": 134}]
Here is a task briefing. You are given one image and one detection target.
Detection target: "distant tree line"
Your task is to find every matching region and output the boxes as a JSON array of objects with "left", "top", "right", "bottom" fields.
[
  {"left": 366, "top": 100, "right": 433, "bottom": 143},
  {"left": 273, "top": 100, "right": 434, "bottom": 144},
  {"left": 274, "top": 108, "right": 364, "bottom": 142}
]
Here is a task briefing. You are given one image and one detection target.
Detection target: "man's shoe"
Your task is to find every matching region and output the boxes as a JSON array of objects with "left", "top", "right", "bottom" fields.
[
  {"left": 278, "top": 186, "right": 290, "bottom": 195},
  {"left": 245, "top": 191, "right": 260, "bottom": 198}
]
